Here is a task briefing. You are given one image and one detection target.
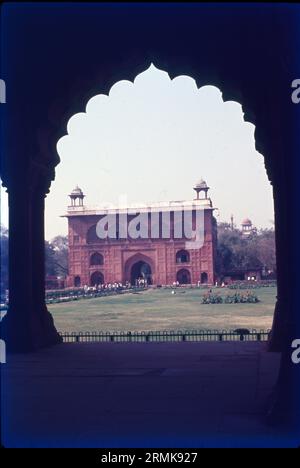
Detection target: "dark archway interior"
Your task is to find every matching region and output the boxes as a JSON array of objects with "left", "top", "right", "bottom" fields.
[
  {"left": 201, "top": 272, "right": 208, "bottom": 284},
  {"left": 176, "top": 268, "right": 191, "bottom": 285},
  {"left": 74, "top": 275, "right": 81, "bottom": 287},
  {"left": 90, "top": 271, "right": 104, "bottom": 286},
  {"left": 131, "top": 261, "right": 152, "bottom": 285}
]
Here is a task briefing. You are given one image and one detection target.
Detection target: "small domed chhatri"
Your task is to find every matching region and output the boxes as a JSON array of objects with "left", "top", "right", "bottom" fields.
[
  {"left": 68, "top": 185, "right": 85, "bottom": 207},
  {"left": 241, "top": 218, "right": 256, "bottom": 236},
  {"left": 193, "top": 178, "right": 210, "bottom": 200}
]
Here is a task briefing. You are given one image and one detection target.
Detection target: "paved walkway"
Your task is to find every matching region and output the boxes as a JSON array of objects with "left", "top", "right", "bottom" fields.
[{"left": 1, "top": 342, "right": 285, "bottom": 447}]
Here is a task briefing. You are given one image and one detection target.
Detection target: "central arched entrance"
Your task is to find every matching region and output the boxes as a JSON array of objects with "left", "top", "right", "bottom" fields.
[
  {"left": 130, "top": 261, "right": 152, "bottom": 285},
  {"left": 124, "top": 253, "right": 155, "bottom": 285}
]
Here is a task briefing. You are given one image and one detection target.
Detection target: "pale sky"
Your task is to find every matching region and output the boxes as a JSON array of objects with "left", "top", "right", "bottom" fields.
[{"left": 1, "top": 64, "right": 274, "bottom": 240}]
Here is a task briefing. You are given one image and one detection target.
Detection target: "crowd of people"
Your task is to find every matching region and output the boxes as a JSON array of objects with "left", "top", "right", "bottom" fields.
[
  {"left": 82, "top": 278, "right": 150, "bottom": 293},
  {"left": 135, "top": 278, "right": 148, "bottom": 288},
  {"left": 83, "top": 281, "right": 132, "bottom": 293}
]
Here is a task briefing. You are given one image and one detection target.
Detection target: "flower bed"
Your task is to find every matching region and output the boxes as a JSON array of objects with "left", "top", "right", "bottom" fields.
[
  {"left": 228, "top": 280, "right": 276, "bottom": 289},
  {"left": 202, "top": 291, "right": 259, "bottom": 304}
]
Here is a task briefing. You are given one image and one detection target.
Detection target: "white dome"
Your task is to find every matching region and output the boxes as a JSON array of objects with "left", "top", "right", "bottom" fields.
[
  {"left": 70, "top": 185, "right": 84, "bottom": 196},
  {"left": 241, "top": 218, "right": 252, "bottom": 226},
  {"left": 194, "top": 178, "right": 208, "bottom": 189}
]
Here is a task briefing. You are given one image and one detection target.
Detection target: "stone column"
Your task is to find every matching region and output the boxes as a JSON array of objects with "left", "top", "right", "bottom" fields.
[
  {"left": 268, "top": 181, "right": 291, "bottom": 352},
  {"left": 266, "top": 145, "right": 300, "bottom": 425},
  {"left": 1, "top": 188, "right": 35, "bottom": 351},
  {"left": 1, "top": 181, "right": 61, "bottom": 352},
  {"left": 31, "top": 188, "right": 62, "bottom": 348}
]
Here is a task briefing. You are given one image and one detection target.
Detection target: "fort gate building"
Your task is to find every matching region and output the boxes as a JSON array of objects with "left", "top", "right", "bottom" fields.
[{"left": 64, "top": 180, "right": 217, "bottom": 287}]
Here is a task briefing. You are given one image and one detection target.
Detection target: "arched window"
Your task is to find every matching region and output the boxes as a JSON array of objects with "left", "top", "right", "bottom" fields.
[
  {"left": 90, "top": 252, "right": 104, "bottom": 266},
  {"left": 90, "top": 271, "right": 104, "bottom": 286},
  {"left": 176, "top": 249, "right": 190, "bottom": 263},
  {"left": 74, "top": 275, "right": 81, "bottom": 287}
]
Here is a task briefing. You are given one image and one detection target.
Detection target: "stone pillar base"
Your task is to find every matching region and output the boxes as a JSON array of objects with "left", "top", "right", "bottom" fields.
[
  {"left": 1, "top": 307, "right": 62, "bottom": 353},
  {"left": 268, "top": 300, "right": 286, "bottom": 352}
]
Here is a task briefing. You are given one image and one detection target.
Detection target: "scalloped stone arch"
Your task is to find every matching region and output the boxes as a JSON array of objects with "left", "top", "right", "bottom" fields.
[
  {"left": 2, "top": 42, "right": 282, "bottom": 356},
  {"left": 53, "top": 61, "right": 272, "bottom": 186},
  {"left": 124, "top": 252, "right": 155, "bottom": 284},
  {"left": 51, "top": 58, "right": 289, "bottom": 355},
  {"left": 50, "top": 59, "right": 279, "bottom": 343}
]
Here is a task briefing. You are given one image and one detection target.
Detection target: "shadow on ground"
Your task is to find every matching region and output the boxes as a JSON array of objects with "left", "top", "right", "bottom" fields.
[{"left": 2, "top": 341, "right": 288, "bottom": 447}]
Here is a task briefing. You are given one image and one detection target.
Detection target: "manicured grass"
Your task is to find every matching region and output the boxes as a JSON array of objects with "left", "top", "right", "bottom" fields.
[{"left": 48, "top": 286, "right": 276, "bottom": 333}]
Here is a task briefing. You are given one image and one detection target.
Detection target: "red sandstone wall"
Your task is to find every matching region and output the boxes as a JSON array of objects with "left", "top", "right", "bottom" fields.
[{"left": 67, "top": 209, "right": 215, "bottom": 287}]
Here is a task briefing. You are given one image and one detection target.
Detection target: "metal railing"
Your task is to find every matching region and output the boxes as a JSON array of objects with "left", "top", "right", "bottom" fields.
[{"left": 59, "top": 329, "right": 270, "bottom": 343}]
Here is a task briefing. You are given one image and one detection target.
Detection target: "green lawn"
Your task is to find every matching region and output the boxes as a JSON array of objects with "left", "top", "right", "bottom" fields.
[{"left": 48, "top": 287, "right": 276, "bottom": 333}]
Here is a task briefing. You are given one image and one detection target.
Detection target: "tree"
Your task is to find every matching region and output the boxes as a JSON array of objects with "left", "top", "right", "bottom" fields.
[
  {"left": 216, "top": 223, "right": 276, "bottom": 277},
  {"left": 51, "top": 235, "right": 68, "bottom": 276},
  {"left": 45, "top": 235, "right": 68, "bottom": 277},
  {"left": 45, "top": 241, "right": 57, "bottom": 276},
  {"left": 255, "top": 228, "right": 277, "bottom": 275},
  {"left": 1, "top": 228, "right": 69, "bottom": 295}
]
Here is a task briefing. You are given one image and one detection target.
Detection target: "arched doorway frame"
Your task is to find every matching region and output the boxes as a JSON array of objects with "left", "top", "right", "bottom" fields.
[
  {"left": 130, "top": 260, "right": 153, "bottom": 286},
  {"left": 124, "top": 253, "right": 155, "bottom": 284},
  {"left": 53, "top": 63, "right": 283, "bottom": 351},
  {"left": 1, "top": 60, "right": 283, "bottom": 350}
]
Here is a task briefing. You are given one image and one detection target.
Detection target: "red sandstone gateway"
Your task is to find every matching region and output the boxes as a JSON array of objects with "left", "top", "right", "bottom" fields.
[{"left": 63, "top": 180, "right": 217, "bottom": 287}]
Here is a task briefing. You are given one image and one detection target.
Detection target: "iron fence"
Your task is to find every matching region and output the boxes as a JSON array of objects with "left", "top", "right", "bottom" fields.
[{"left": 59, "top": 329, "right": 270, "bottom": 343}]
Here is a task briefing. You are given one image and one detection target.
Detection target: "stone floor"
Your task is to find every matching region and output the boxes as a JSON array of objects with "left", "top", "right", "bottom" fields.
[{"left": 1, "top": 341, "right": 291, "bottom": 447}]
